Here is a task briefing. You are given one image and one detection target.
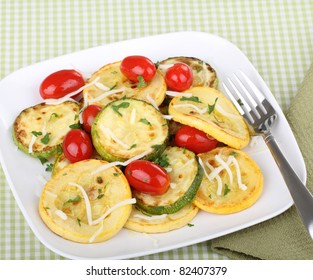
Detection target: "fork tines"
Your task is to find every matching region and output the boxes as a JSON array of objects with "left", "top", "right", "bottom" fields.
[{"left": 222, "top": 71, "right": 275, "bottom": 127}]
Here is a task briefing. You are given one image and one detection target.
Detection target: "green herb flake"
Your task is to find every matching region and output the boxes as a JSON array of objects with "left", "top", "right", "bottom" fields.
[
  {"left": 110, "top": 84, "right": 117, "bottom": 90},
  {"left": 151, "top": 144, "right": 162, "bottom": 151},
  {"left": 38, "top": 156, "right": 48, "bottom": 165},
  {"left": 139, "top": 118, "right": 152, "bottom": 126},
  {"left": 45, "top": 163, "right": 53, "bottom": 172},
  {"left": 230, "top": 151, "right": 238, "bottom": 157},
  {"left": 40, "top": 133, "right": 51, "bottom": 145},
  {"left": 63, "top": 195, "right": 81, "bottom": 206},
  {"left": 237, "top": 98, "right": 244, "bottom": 106},
  {"left": 49, "top": 113, "right": 59, "bottom": 121},
  {"left": 97, "top": 193, "right": 104, "bottom": 199},
  {"left": 154, "top": 61, "right": 160, "bottom": 69},
  {"left": 128, "top": 144, "right": 137, "bottom": 150},
  {"left": 112, "top": 102, "right": 130, "bottom": 116},
  {"left": 97, "top": 176, "right": 103, "bottom": 184},
  {"left": 187, "top": 223, "right": 194, "bottom": 227},
  {"left": 154, "top": 154, "right": 170, "bottom": 168},
  {"left": 207, "top": 97, "right": 218, "bottom": 114},
  {"left": 113, "top": 172, "right": 120, "bottom": 177},
  {"left": 223, "top": 184, "right": 231, "bottom": 196},
  {"left": 77, "top": 218, "right": 81, "bottom": 227},
  {"left": 69, "top": 123, "right": 81, "bottom": 129},
  {"left": 137, "top": 75, "right": 146, "bottom": 88},
  {"left": 32, "top": 131, "right": 43, "bottom": 137},
  {"left": 180, "top": 96, "right": 202, "bottom": 103}
]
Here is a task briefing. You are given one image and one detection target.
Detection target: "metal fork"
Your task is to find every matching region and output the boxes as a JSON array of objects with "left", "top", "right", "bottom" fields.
[{"left": 223, "top": 71, "right": 313, "bottom": 239}]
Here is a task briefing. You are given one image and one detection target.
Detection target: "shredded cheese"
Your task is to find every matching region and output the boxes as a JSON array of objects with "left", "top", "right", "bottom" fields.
[
  {"left": 54, "top": 210, "right": 67, "bottom": 220},
  {"left": 205, "top": 160, "right": 223, "bottom": 196},
  {"left": 100, "top": 126, "right": 129, "bottom": 149},
  {"left": 172, "top": 104, "right": 207, "bottom": 114},
  {"left": 91, "top": 148, "right": 153, "bottom": 175},
  {"left": 169, "top": 182, "right": 177, "bottom": 189},
  {"left": 89, "top": 221, "right": 104, "bottom": 243},
  {"left": 214, "top": 155, "right": 233, "bottom": 184},
  {"left": 166, "top": 91, "right": 192, "bottom": 98},
  {"left": 175, "top": 158, "right": 195, "bottom": 172},
  {"left": 28, "top": 135, "right": 37, "bottom": 154},
  {"left": 133, "top": 213, "right": 167, "bottom": 221},
  {"left": 146, "top": 93, "right": 159, "bottom": 110},
  {"left": 95, "top": 82, "right": 110, "bottom": 91},
  {"left": 44, "top": 77, "right": 100, "bottom": 105},
  {"left": 87, "top": 87, "right": 126, "bottom": 103},
  {"left": 130, "top": 108, "right": 136, "bottom": 125},
  {"left": 91, "top": 198, "right": 136, "bottom": 225},
  {"left": 158, "top": 63, "right": 174, "bottom": 70},
  {"left": 230, "top": 156, "right": 248, "bottom": 191},
  {"left": 215, "top": 104, "right": 241, "bottom": 119},
  {"left": 162, "top": 114, "right": 174, "bottom": 120},
  {"left": 68, "top": 182, "right": 93, "bottom": 225}
]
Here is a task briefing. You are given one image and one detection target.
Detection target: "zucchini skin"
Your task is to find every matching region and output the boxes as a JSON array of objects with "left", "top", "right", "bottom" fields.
[{"left": 135, "top": 160, "right": 204, "bottom": 215}]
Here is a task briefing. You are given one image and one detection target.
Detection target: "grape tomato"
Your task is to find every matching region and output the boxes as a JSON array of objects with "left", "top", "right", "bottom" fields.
[{"left": 39, "top": 69, "right": 85, "bottom": 100}]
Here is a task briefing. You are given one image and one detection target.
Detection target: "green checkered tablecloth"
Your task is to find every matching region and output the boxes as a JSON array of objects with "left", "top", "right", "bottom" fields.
[{"left": 0, "top": 0, "right": 312, "bottom": 260}]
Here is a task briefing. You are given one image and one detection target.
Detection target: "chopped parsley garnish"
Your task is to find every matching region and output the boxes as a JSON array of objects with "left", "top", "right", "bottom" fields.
[
  {"left": 223, "top": 184, "right": 231, "bottom": 196},
  {"left": 40, "top": 133, "right": 51, "bottom": 144},
  {"left": 69, "top": 123, "right": 81, "bottom": 129},
  {"left": 77, "top": 218, "right": 81, "bottom": 227},
  {"left": 151, "top": 144, "right": 162, "bottom": 150},
  {"left": 139, "top": 118, "right": 152, "bottom": 126},
  {"left": 32, "top": 131, "right": 43, "bottom": 137},
  {"left": 180, "top": 96, "right": 202, "bottom": 103},
  {"left": 63, "top": 195, "right": 81, "bottom": 206},
  {"left": 112, "top": 102, "right": 130, "bottom": 116},
  {"left": 128, "top": 144, "right": 137, "bottom": 150},
  {"left": 154, "top": 61, "right": 160, "bottom": 69},
  {"left": 229, "top": 151, "right": 238, "bottom": 157},
  {"left": 38, "top": 156, "right": 48, "bottom": 165},
  {"left": 97, "top": 193, "right": 104, "bottom": 199},
  {"left": 49, "top": 112, "right": 59, "bottom": 121},
  {"left": 154, "top": 154, "right": 170, "bottom": 168},
  {"left": 237, "top": 98, "right": 244, "bottom": 106},
  {"left": 207, "top": 97, "right": 218, "bottom": 114},
  {"left": 137, "top": 75, "right": 146, "bottom": 88},
  {"left": 97, "top": 176, "right": 103, "bottom": 184},
  {"left": 187, "top": 223, "right": 194, "bottom": 227},
  {"left": 45, "top": 163, "right": 53, "bottom": 172}
]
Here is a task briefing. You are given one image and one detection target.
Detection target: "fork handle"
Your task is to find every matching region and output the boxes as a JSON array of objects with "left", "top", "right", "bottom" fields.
[{"left": 264, "top": 132, "right": 313, "bottom": 238}]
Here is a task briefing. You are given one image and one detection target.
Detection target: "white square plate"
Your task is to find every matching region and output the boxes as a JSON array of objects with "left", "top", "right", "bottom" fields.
[{"left": 0, "top": 32, "right": 306, "bottom": 259}]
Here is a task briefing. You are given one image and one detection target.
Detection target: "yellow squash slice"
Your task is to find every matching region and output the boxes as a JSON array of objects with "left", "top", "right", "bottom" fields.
[
  {"left": 194, "top": 147, "right": 263, "bottom": 214},
  {"left": 39, "top": 159, "right": 134, "bottom": 243},
  {"left": 168, "top": 87, "right": 250, "bottom": 149},
  {"left": 83, "top": 61, "right": 166, "bottom": 107},
  {"left": 124, "top": 203, "right": 198, "bottom": 233}
]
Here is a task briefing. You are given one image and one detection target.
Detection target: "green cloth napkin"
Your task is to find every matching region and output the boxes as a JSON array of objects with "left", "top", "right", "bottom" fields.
[{"left": 211, "top": 63, "right": 313, "bottom": 260}]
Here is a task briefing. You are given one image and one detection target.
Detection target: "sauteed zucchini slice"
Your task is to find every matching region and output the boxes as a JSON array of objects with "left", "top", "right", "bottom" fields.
[
  {"left": 91, "top": 98, "right": 169, "bottom": 162},
  {"left": 12, "top": 101, "right": 80, "bottom": 159},
  {"left": 134, "top": 146, "right": 203, "bottom": 215}
]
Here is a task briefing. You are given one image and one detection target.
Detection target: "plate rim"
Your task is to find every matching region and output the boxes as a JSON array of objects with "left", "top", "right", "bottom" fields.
[{"left": 0, "top": 31, "right": 306, "bottom": 259}]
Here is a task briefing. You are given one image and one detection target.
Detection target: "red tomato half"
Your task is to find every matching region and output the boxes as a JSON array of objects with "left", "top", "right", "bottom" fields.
[
  {"left": 175, "top": 125, "right": 218, "bottom": 154},
  {"left": 120, "top": 55, "right": 156, "bottom": 83},
  {"left": 82, "top": 105, "right": 102, "bottom": 133},
  {"left": 125, "top": 160, "right": 170, "bottom": 195},
  {"left": 39, "top": 69, "right": 85, "bottom": 99},
  {"left": 165, "top": 63, "right": 193, "bottom": 92},
  {"left": 62, "top": 129, "right": 93, "bottom": 163}
]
